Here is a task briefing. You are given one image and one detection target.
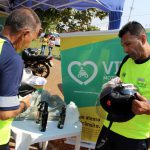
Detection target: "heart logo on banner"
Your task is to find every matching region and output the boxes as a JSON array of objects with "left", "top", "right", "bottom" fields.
[{"left": 68, "top": 61, "right": 98, "bottom": 85}]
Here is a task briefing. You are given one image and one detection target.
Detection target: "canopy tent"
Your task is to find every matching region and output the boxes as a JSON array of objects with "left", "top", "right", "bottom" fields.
[{"left": 0, "top": 0, "right": 125, "bottom": 30}]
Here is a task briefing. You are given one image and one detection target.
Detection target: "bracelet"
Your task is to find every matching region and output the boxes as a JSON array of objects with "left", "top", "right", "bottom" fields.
[{"left": 20, "top": 101, "right": 27, "bottom": 113}]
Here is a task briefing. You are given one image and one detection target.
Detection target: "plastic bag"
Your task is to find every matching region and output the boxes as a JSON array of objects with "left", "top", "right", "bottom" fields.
[
  {"left": 64, "top": 101, "right": 80, "bottom": 127},
  {"left": 21, "top": 68, "right": 33, "bottom": 83},
  {"left": 15, "top": 90, "right": 66, "bottom": 121},
  {"left": 21, "top": 68, "right": 47, "bottom": 87}
]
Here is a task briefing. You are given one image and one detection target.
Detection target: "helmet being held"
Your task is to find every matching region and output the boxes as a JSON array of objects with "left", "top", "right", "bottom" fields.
[{"left": 100, "top": 83, "right": 138, "bottom": 122}]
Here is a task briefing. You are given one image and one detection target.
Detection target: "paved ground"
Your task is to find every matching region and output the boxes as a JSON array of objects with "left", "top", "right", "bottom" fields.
[{"left": 44, "top": 58, "right": 64, "bottom": 99}]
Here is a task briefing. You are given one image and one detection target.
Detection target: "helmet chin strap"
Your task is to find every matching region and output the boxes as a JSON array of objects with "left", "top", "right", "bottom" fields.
[
  {"left": 96, "top": 121, "right": 113, "bottom": 149},
  {"left": 95, "top": 96, "right": 114, "bottom": 149}
]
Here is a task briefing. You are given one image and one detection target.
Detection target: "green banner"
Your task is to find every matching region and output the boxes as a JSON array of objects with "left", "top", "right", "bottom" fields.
[{"left": 60, "top": 31, "right": 125, "bottom": 143}]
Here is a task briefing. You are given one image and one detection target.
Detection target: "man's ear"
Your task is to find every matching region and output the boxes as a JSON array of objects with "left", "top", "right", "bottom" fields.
[
  {"left": 140, "top": 34, "right": 147, "bottom": 45},
  {"left": 22, "top": 29, "right": 30, "bottom": 37}
]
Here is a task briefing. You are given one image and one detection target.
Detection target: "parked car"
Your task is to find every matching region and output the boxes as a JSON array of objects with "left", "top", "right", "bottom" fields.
[{"left": 53, "top": 33, "right": 60, "bottom": 47}]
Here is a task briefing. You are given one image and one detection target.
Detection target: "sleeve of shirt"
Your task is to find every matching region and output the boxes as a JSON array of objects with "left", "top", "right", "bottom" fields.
[{"left": 0, "top": 49, "right": 23, "bottom": 111}]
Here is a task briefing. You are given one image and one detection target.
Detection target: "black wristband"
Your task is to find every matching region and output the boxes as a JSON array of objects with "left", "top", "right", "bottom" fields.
[{"left": 20, "top": 101, "right": 27, "bottom": 113}]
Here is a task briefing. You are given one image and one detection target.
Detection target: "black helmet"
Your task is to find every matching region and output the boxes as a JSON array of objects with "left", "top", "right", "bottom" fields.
[
  {"left": 100, "top": 83, "right": 138, "bottom": 122},
  {"left": 18, "top": 82, "right": 36, "bottom": 97}
]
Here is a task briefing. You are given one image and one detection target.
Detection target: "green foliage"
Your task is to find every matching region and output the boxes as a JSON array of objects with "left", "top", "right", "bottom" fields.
[
  {"left": 35, "top": 8, "right": 61, "bottom": 33},
  {"left": 35, "top": 8, "right": 108, "bottom": 32},
  {"left": 87, "top": 26, "right": 100, "bottom": 31}
]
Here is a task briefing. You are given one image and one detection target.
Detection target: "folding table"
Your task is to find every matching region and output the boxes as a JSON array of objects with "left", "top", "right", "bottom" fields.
[{"left": 11, "top": 120, "right": 82, "bottom": 150}]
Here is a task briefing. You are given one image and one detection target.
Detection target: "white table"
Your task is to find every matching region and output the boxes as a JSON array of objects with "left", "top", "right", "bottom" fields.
[{"left": 11, "top": 120, "right": 82, "bottom": 150}]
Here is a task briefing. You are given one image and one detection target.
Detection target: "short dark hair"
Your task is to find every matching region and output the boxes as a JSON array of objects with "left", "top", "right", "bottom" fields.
[
  {"left": 119, "top": 21, "right": 146, "bottom": 38},
  {"left": 5, "top": 7, "right": 41, "bottom": 33}
]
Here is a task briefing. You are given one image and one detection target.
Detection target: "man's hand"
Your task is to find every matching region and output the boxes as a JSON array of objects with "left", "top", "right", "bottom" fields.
[
  {"left": 132, "top": 93, "right": 150, "bottom": 115},
  {"left": 102, "top": 76, "right": 121, "bottom": 89},
  {"left": 20, "top": 94, "right": 31, "bottom": 108}
]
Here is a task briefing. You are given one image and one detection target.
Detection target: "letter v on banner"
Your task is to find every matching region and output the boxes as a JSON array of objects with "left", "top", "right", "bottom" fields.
[
  {"left": 102, "top": 61, "right": 113, "bottom": 75},
  {"left": 102, "top": 61, "right": 122, "bottom": 75}
]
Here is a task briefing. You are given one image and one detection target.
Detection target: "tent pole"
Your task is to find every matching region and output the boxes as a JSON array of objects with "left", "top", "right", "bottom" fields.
[{"left": 128, "top": 0, "right": 135, "bottom": 21}]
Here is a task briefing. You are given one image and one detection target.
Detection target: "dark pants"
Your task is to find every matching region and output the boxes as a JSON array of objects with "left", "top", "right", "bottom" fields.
[
  {"left": 95, "top": 126, "right": 149, "bottom": 150},
  {"left": 48, "top": 46, "right": 53, "bottom": 56},
  {"left": 0, "top": 143, "right": 9, "bottom": 150},
  {"left": 40, "top": 45, "right": 47, "bottom": 55}
]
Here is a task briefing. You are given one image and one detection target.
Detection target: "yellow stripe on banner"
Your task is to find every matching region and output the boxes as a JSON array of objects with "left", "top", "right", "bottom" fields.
[
  {"left": 79, "top": 106, "right": 105, "bottom": 142},
  {"left": 0, "top": 39, "right": 5, "bottom": 54},
  {"left": 61, "top": 34, "right": 117, "bottom": 51}
]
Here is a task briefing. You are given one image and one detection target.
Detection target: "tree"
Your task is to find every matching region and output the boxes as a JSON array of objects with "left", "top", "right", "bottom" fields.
[{"left": 35, "top": 8, "right": 108, "bottom": 33}]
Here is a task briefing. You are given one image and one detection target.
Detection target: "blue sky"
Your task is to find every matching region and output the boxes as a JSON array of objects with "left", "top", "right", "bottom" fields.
[{"left": 91, "top": 0, "right": 150, "bottom": 30}]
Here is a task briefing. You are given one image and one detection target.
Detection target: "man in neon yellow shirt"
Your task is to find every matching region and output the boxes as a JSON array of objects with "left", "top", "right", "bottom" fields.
[
  {"left": 95, "top": 21, "right": 150, "bottom": 150},
  {"left": 40, "top": 34, "right": 49, "bottom": 55}
]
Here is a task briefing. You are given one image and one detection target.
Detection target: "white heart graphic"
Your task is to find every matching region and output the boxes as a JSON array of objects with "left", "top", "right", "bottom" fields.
[{"left": 68, "top": 61, "right": 98, "bottom": 85}]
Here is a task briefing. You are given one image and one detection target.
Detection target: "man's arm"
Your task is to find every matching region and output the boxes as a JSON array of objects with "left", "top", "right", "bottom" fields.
[
  {"left": 132, "top": 93, "right": 150, "bottom": 115},
  {"left": 0, "top": 95, "right": 31, "bottom": 120}
]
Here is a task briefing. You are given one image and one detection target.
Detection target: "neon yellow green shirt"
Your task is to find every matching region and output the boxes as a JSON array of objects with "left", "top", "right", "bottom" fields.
[{"left": 104, "top": 57, "right": 150, "bottom": 139}]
